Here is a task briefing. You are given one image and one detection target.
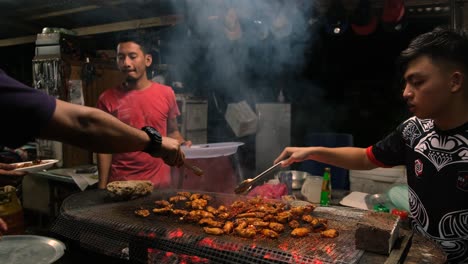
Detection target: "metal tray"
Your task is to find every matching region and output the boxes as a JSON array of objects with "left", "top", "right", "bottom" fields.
[{"left": 0, "top": 235, "right": 66, "bottom": 264}]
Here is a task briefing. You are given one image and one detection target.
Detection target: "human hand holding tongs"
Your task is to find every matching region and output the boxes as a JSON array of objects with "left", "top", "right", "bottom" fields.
[{"left": 234, "top": 161, "right": 284, "bottom": 194}]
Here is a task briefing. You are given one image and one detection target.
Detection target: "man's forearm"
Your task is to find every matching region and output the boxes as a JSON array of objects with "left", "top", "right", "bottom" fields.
[
  {"left": 97, "top": 153, "right": 112, "bottom": 189},
  {"left": 310, "top": 147, "right": 377, "bottom": 170},
  {"left": 40, "top": 100, "right": 150, "bottom": 153}
]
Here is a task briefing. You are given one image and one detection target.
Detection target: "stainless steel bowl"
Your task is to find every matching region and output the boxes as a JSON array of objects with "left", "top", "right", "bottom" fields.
[{"left": 275, "top": 170, "right": 312, "bottom": 190}]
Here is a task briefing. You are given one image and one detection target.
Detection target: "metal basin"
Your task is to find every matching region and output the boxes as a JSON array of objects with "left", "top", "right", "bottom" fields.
[{"left": 275, "top": 170, "right": 311, "bottom": 190}]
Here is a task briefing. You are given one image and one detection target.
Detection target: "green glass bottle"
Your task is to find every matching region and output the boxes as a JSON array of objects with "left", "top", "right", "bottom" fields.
[{"left": 320, "top": 167, "right": 332, "bottom": 206}]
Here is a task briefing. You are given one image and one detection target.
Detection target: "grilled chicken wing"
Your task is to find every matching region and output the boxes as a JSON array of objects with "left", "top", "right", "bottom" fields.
[
  {"left": 312, "top": 222, "right": 327, "bottom": 232},
  {"left": 205, "top": 206, "right": 218, "bottom": 215},
  {"left": 291, "top": 205, "right": 316, "bottom": 216},
  {"left": 152, "top": 207, "right": 171, "bottom": 214},
  {"left": 154, "top": 200, "right": 171, "bottom": 208},
  {"left": 190, "top": 193, "right": 201, "bottom": 200},
  {"left": 236, "top": 226, "right": 256, "bottom": 238},
  {"left": 291, "top": 227, "right": 310, "bottom": 237},
  {"left": 276, "top": 211, "right": 293, "bottom": 223},
  {"left": 237, "top": 212, "right": 266, "bottom": 218},
  {"left": 199, "top": 218, "right": 224, "bottom": 228},
  {"left": 177, "top": 192, "right": 191, "bottom": 198},
  {"left": 321, "top": 229, "right": 339, "bottom": 238},
  {"left": 169, "top": 195, "right": 187, "bottom": 203},
  {"left": 203, "top": 227, "right": 224, "bottom": 235},
  {"left": 289, "top": 220, "right": 300, "bottom": 229},
  {"left": 302, "top": 215, "right": 315, "bottom": 223},
  {"left": 134, "top": 209, "right": 150, "bottom": 217},
  {"left": 261, "top": 229, "right": 279, "bottom": 239},
  {"left": 269, "top": 222, "right": 285, "bottom": 233},
  {"left": 223, "top": 221, "right": 234, "bottom": 234},
  {"left": 191, "top": 198, "right": 208, "bottom": 210},
  {"left": 217, "top": 205, "right": 228, "bottom": 212}
]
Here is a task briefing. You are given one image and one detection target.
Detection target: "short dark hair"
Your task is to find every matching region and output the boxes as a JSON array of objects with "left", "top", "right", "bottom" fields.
[
  {"left": 116, "top": 31, "right": 151, "bottom": 54},
  {"left": 397, "top": 27, "right": 468, "bottom": 75}
]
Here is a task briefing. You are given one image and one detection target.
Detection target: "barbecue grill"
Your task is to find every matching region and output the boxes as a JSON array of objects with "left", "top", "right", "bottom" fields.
[{"left": 51, "top": 189, "right": 366, "bottom": 263}]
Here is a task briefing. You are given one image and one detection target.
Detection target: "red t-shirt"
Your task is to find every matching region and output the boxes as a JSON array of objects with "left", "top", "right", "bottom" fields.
[{"left": 97, "top": 82, "right": 180, "bottom": 188}]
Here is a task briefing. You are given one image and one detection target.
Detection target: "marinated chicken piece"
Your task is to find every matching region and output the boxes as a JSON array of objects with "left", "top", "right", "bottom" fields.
[
  {"left": 256, "top": 204, "right": 276, "bottom": 214},
  {"left": 134, "top": 209, "right": 150, "bottom": 217},
  {"left": 289, "top": 220, "right": 300, "bottom": 229},
  {"left": 239, "top": 218, "right": 263, "bottom": 224},
  {"left": 248, "top": 196, "right": 264, "bottom": 204},
  {"left": 154, "top": 200, "right": 171, "bottom": 208},
  {"left": 152, "top": 207, "right": 171, "bottom": 214},
  {"left": 251, "top": 220, "right": 270, "bottom": 228},
  {"left": 169, "top": 195, "right": 188, "bottom": 203},
  {"left": 177, "top": 191, "right": 191, "bottom": 198},
  {"left": 217, "top": 205, "right": 228, "bottom": 212},
  {"left": 190, "top": 193, "right": 201, "bottom": 200},
  {"left": 223, "top": 221, "right": 234, "bottom": 234},
  {"left": 234, "top": 221, "right": 248, "bottom": 231},
  {"left": 302, "top": 215, "right": 315, "bottom": 223},
  {"left": 312, "top": 222, "right": 328, "bottom": 232},
  {"left": 199, "top": 218, "right": 224, "bottom": 228},
  {"left": 291, "top": 205, "right": 316, "bottom": 216},
  {"left": 321, "top": 228, "right": 339, "bottom": 238},
  {"left": 263, "top": 214, "right": 276, "bottom": 222},
  {"left": 261, "top": 229, "right": 279, "bottom": 239},
  {"left": 276, "top": 211, "right": 293, "bottom": 223},
  {"left": 201, "top": 194, "right": 212, "bottom": 201},
  {"left": 190, "top": 198, "right": 208, "bottom": 210},
  {"left": 203, "top": 227, "right": 224, "bottom": 235},
  {"left": 231, "top": 200, "right": 245, "bottom": 208},
  {"left": 317, "top": 218, "right": 328, "bottom": 224},
  {"left": 237, "top": 212, "right": 266, "bottom": 218},
  {"left": 171, "top": 209, "right": 189, "bottom": 217},
  {"left": 268, "top": 222, "right": 285, "bottom": 233},
  {"left": 205, "top": 206, "right": 218, "bottom": 215},
  {"left": 236, "top": 226, "right": 256, "bottom": 238},
  {"left": 310, "top": 218, "right": 319, "bottom": 226},
  {"left": 291, "top": 227, "right": 310, "bottom": 237},
  {"left": 187, "top": 210, "right": 215, "bottom": 221},
  {"left": 217, "top": 212, "right": 230, "bottom": 220}
]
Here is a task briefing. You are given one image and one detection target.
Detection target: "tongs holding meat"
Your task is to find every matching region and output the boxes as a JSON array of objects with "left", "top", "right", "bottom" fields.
[
  {"left": 234, "top": 162, "right": 283, "bottom": 194},
  {"left": 184, "top": 161, "right": 204, "bottom": 176}
]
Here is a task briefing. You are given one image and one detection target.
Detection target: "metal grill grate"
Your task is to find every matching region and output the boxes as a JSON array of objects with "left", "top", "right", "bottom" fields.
[{"left": 51, "top": 189, "right": 365, "bottom": 263}]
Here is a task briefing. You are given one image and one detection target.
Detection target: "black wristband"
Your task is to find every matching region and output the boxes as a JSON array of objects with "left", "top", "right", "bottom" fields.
[{"left": 141, "top": 126, "right": 162, "bottom": 154}]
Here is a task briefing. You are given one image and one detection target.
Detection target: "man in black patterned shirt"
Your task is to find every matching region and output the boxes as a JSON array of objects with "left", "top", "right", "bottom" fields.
[{"left": 275, "top": 28, "right": 468, "bottom": 263}]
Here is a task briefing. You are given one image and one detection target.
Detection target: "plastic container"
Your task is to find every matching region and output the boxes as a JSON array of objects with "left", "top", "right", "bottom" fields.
[
  {"left": 350, "top": 166, "right": 407, "bottom": 194},
  {"left": 301, "top": 175, "right": 323, "bottom": 203},
  {"left": 0, "top": 186, "right": 24, "bottom": 235}
]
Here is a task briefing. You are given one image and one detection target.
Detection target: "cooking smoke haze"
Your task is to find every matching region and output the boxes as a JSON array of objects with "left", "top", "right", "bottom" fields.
[
  {"left": 161, "top": 0, "right": 343, "bottom": 141},
  {"left": 162, "top": 0, "right": 329, "bottom": 106}
]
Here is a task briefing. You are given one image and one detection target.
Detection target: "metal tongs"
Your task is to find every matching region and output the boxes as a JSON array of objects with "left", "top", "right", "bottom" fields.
[
  {"left": 234, "top": 161, "right": 283, "bottom": 194},
  {"left": 180, "top": 141, "right": 204, "bottom": 176},
  {"left": 184, "top": 161, "right": 204, "bottom": 176}
]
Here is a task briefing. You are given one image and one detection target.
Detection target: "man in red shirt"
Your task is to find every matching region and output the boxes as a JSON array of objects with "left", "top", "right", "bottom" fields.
[{"left": 97, "top": 33, "right": 191, "bottom": 189}]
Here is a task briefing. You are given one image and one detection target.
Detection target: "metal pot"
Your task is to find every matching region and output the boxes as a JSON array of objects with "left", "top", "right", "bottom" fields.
[{"left": 275, "top": 170, "right": 311, "bottom": 190}]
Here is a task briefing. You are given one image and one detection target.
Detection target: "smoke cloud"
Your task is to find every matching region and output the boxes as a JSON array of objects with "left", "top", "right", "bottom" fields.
[{"left": 162, "top": 0, "right": 319, "bottom": 105}]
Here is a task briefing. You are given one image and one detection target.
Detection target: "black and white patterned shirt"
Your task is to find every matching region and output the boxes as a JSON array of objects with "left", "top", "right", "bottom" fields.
[{"left": 368, "top": 117, "right": 468, "bottom": 263}]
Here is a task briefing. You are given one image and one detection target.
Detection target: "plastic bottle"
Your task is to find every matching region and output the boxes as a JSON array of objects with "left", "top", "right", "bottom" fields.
[{"left": 320, "top": 167, "right": 332, "bottom": 206}]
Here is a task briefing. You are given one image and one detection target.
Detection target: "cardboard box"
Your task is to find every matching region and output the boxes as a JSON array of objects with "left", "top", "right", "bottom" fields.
[
  {"left": 350, "top": 166, "right": 407, "bottom": 194},
  {"left": 225, "top": 101, "right": 258, "bottom": 137}
]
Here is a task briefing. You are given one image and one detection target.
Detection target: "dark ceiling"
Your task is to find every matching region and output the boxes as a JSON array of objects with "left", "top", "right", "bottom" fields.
[
  {"left": 0, "top": 0, "right": 180, "bottom": 46},
  {"left": 0, "top": 0, "right": 455, "bottom": 47}
]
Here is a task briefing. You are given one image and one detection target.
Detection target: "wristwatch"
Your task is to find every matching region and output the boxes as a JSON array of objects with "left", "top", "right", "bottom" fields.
[{"left": 141, "top": 126, "right": 162, "bottom": 154}]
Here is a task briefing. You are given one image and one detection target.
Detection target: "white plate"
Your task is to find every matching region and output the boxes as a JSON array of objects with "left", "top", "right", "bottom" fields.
[
  {"left": 12, "top": 159, "right": 59, "bottom": 173},
  {"left": 181, "top": 142, "right": 244, "bottom": 159}
]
